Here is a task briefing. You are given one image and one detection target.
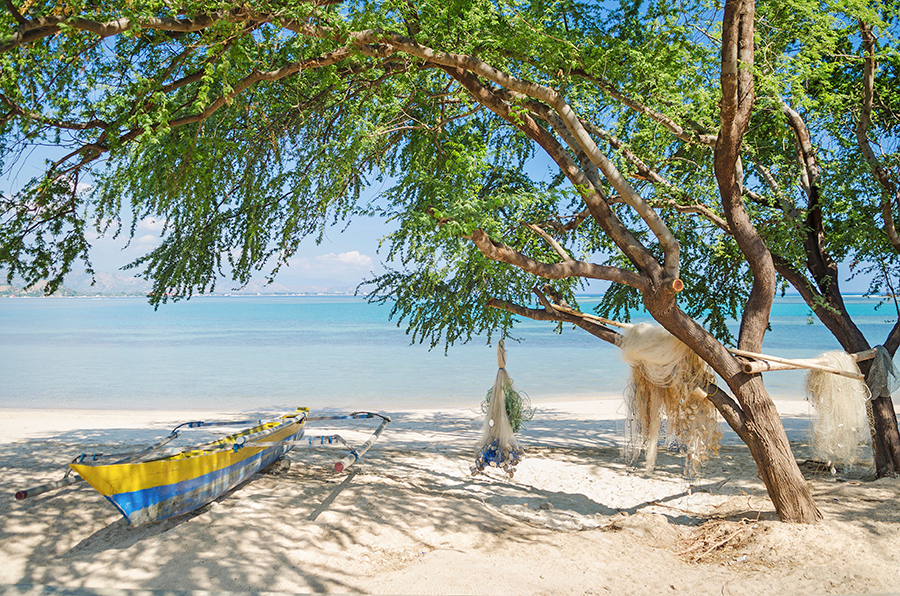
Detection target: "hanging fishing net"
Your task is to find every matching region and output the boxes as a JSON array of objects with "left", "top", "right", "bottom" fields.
[
  {"left": 865, "top": 345, "right": 900, "bottom": 400},
  {"left": 805, "top": 351, "right": 872, "bottom": 471},
  {"left": 472, "top": 339, "right": 532, "bottom": 477},
  {"left": 620, "top": 323, "right": 719, "bottom": 476}
]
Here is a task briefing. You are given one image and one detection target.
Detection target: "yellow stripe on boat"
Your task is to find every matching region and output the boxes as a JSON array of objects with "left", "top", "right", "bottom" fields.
[
  {"left": 68, "top": 410, "right": 308, "bottom": 525},
  {"left": 71, "top": 421, "right": 300, "bottom": 496}
]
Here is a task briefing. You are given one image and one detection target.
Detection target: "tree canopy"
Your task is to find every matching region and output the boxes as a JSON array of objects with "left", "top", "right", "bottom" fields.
[{"left": 3, "top": 0, "right": 900, "bottom": 521}]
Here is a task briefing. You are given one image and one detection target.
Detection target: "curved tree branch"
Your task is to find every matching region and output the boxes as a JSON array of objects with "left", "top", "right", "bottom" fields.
[
  {"left": 441, "top": 66, "right": 661, "bottom": 279},
  {"left": 715, "top": 0, "right": 773, "bottom": 352},
  {"left": 354, "top": 30, "right": 682, "bottom": 281},
  {"left": 856, "top": 20, "right": 900, "bottom": 254},
  {"left": 570, "top": 69, "right": 718, "bottom": 147},
  {"left": 524, "top": 223, "right": 573, "bottom": 262},
  {"left": 487, "top": 294, "right": 621, "bottom": 345},
  {"left": 1, "top": 7, "right": 334, "bottom": 54},
  {"left": 781, "top": 100, "right": 848, "bottom": 312},
  {"left": 468, "top": 228, "right": 649, "bottom": 290},
  {"left": 583, "top": 122, "right": 731, "bottom": 233}
]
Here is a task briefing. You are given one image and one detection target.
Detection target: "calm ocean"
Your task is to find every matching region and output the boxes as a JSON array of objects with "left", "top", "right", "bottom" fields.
[{"left": 0, "top": 295, "right": 896, "bottom": 411}]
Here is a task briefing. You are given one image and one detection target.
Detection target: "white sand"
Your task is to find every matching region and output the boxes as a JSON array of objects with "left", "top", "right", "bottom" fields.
[{"left": 2, "top": 399, "right": 899, "bottom": 595}]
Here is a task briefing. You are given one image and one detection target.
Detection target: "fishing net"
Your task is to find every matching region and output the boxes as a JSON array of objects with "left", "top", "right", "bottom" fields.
[
  {"left": 865, "top": 345, "right": 900, "bottom": 400},
  {"left": 805, "top": 351, "right": 871, "bottom": 471},
  {"left": 473, "top": 339, "right": 531, "bottom": 477},
  {"left": 480, "top": 377, "right": 535, "bottom": 434},
  {"left": 620, "top": 323, "right": 719, "bottom": 476}
]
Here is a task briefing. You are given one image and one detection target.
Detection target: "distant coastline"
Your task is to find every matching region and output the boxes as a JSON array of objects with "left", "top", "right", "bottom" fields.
[
  {"left": 0, "top": 269, "right": 887, "bottom": 300},
  {"left": 0, "top": 270, "right": 357, "bottom": 297}
]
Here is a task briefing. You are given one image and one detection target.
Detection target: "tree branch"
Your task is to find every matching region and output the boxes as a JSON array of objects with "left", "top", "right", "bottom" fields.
[
  {"left": 570, "top": 69, "right": 718, "bottom": 147},
  {"left": 583, "top": 121, "right": 731, "bottom": 233},
  {"left": 441, "top": 66, "right": 660, "bottom": 279},
  {"left": 772, "top": 256, "right": 867, "bottom": 350},
  {"left": 468, "top": 228, "right": 649, "bottom": 290},
  {"left": 1, "top": 7, "right": 333, "bottom": 54},
  {"left": 715, "top": 0, "right": 773, "bottom": 352},
  {"left": 3, "top": 0, "right": 27, "bottom": 26},
  {"left": 0, "top": 92, "right": 109, "bottom": 130},
  {"left": 702, "top": 382, "right": 749, "bottom": 442},
  {"left": 487, "top": 293, "right": 621, "bottom": 345},
  {"left": 524, "top": 223, "right": 573, "bottom": 262},
  {"left": 856, "top": 20, "right": 900, "bottom": 254},
  {"left": 355, "top": 30, "right": 682, "bottom": 281},
  {"left": 780, "top": 100, "right": 847, "bottom": 309}
]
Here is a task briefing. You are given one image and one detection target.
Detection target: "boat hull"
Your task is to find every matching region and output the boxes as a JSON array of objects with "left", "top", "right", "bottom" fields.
[{"left": 71, "top": 416, "right": 306, "bottom": 526}]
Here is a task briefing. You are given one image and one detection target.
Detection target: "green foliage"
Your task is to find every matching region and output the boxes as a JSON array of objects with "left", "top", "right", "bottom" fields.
[
  {"left": 481, "top": 381, "right": 535, "bottom": 433},
  {"left": 1, "top": 0, "right": 898, "bottom": 353}
]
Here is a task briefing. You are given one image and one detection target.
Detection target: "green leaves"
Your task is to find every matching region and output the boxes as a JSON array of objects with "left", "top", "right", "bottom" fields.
[{"left": 2, "top": 0, "right": 898, "bottom": 356}]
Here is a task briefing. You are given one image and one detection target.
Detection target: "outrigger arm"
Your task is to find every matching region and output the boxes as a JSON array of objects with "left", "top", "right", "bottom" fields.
[{"left": 236, "top": 411, "right": 391, "bottom": 472}]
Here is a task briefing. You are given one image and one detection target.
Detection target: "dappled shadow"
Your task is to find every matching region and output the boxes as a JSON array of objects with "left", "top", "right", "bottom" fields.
[{"left": 3, "top": 406, "right": 899, "bottom": 593}]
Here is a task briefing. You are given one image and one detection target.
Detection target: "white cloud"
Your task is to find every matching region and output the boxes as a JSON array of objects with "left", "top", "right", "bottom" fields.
[
  {"left": 137, "top": 217, "right": 165, "bottom": 233},
  {"left": 285, "top": 251, "right": 374, "bottom": 278},
  {"left": 133, "top": 234, "right": 160, "bottom": 249},
  {"left": 314, "top": 251, "right": 373, "bottom": 268}
]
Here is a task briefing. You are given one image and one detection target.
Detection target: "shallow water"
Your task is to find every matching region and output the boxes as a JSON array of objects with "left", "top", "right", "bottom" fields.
[{"left": 0, "top": 294, "right": 895, "bottom": 411}]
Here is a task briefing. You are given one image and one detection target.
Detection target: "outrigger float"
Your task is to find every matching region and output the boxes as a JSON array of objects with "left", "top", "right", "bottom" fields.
[{"left": 14, "top": 408, "right": 390, "bottom": 526}]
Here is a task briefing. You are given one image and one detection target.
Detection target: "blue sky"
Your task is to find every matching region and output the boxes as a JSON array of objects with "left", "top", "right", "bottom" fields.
[
  {"left": 83, "top": 210, "right": 391, "bottom": 287},
  {"left": 3, "top": 146, "right": 875, "bottom": 294},
  {"left": 4, "top": 147, "right": 395, "bottom": 288}
]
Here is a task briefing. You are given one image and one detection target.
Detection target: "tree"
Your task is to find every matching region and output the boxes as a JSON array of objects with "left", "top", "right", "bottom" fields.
[{"left": 3, "top": 0, "right": 898, "bottom": 520}]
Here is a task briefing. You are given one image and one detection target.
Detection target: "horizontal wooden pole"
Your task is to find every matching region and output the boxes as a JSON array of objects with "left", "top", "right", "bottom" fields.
[
  {"left": 546, "top": 304, "right": 634, "bottom": 329},
  {"left": 730, "top": 347, "right": 866, "bottom": 380}
]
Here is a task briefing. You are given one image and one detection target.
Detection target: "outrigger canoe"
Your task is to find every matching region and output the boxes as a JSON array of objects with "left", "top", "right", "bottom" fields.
[{"left": 15, "top": 408, "right": 390, "bottom": 526}]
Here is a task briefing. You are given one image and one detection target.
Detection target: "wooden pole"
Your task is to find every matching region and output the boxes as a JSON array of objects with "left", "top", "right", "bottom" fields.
[
  {"left": 729, "top": 348, "right": 865, "bottom": 380},
  {"left": 546, "top": 304, "right": 634, "bottom": 329},
  {"left": 544, "top": 304, "right": 876, "bottom": 382}
]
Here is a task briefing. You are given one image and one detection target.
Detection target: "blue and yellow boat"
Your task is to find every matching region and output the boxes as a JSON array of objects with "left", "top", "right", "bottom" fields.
[{"left": 15, "top": 409, "right": 390, "bottom": 526}]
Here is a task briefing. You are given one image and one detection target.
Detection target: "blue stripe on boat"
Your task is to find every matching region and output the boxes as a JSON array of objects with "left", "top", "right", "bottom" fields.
[{"left": 108, "top": 429, "right": 303, "bottom": 525}]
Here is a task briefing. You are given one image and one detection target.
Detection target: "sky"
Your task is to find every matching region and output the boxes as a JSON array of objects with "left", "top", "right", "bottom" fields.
[
  {"left": 2, "top": 144, "right": 875, "bottom": 295},
  {"left": 84, "top": 210, "right": 391, "bottom": 288},
  {"left": 3, "top": 146, "right": 398, "bottom": 289}
]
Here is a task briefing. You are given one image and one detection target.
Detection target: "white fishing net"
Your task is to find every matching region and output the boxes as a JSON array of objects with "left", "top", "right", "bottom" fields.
[
  {"left": 472, "top": 339, "right": 527, "bottom": 477},
  {"left": 620, "top": 323, "right": 719, "bottom": 476},
  {"left": 805, "top": 351, "right": 871, "bottom": 471}
]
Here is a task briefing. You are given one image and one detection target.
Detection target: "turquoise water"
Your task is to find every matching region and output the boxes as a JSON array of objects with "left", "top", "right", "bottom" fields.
[{"left": 0, "top": 295, "right": 896, "bottom": 411}]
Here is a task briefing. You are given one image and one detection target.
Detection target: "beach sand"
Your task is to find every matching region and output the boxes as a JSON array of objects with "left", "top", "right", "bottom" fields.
[{"left": 2, "top": 399, "right": 899, "bottom": 595}]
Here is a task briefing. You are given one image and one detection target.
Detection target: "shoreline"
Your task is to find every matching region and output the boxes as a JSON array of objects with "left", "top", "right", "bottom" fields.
[{"left": 0, "top": 396, "right": 820, "bottom": 443}]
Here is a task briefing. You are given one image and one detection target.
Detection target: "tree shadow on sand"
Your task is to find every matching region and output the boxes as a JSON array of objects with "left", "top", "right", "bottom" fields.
[{"left": 2, "top": 407, "right": 897, "bottom": 593}]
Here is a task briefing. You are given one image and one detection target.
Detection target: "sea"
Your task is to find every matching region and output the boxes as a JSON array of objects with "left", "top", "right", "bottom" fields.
[{"left": 0, "top": 294, "right": 896, "bottom": 412}]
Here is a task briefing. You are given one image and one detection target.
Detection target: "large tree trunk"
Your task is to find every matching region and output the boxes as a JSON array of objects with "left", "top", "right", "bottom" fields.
[
  {"left": 698, "top": 0, "right": 820, "bottom": 522},
  {"left": 645, "top": 291, "right": 822, "bottom": 522},
  {"left": 454, "top": 0, "right": 822, "bottom": 521},
  {"left": 728, "top": 376, "right": 822, "bottom": 521},
  {"left": 776, "top": 262, "right": 900, "bottom": 475}
]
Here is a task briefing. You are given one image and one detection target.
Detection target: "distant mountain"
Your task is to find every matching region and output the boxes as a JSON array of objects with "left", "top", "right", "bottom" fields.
[
  {"left": 0, "top": 280, "right": 78, "bottom": 297},
  {"left": 219, "top": 278, "right": 356, "bottom": 295},
  {"left": 63, "top": 271, "right": 154, "bottom": 295},
  {"left": 0, "top": 270, "right": 356, "bottom": 297}
]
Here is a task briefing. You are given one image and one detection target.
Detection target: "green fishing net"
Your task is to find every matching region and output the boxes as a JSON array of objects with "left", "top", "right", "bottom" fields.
[{"left": 481, "top": 383, "right": 535, "bottom": 434}]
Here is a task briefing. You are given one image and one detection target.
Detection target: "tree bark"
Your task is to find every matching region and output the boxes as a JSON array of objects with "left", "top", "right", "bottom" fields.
[
  {"left": 775, "top": 98, "right": 900, "bottom": 476},
  {"left": 709, "top": 0, "right": 821, "bottom": 522},
  {"left": 643, "top": 288, "right": 822, "bottom": 522}
]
